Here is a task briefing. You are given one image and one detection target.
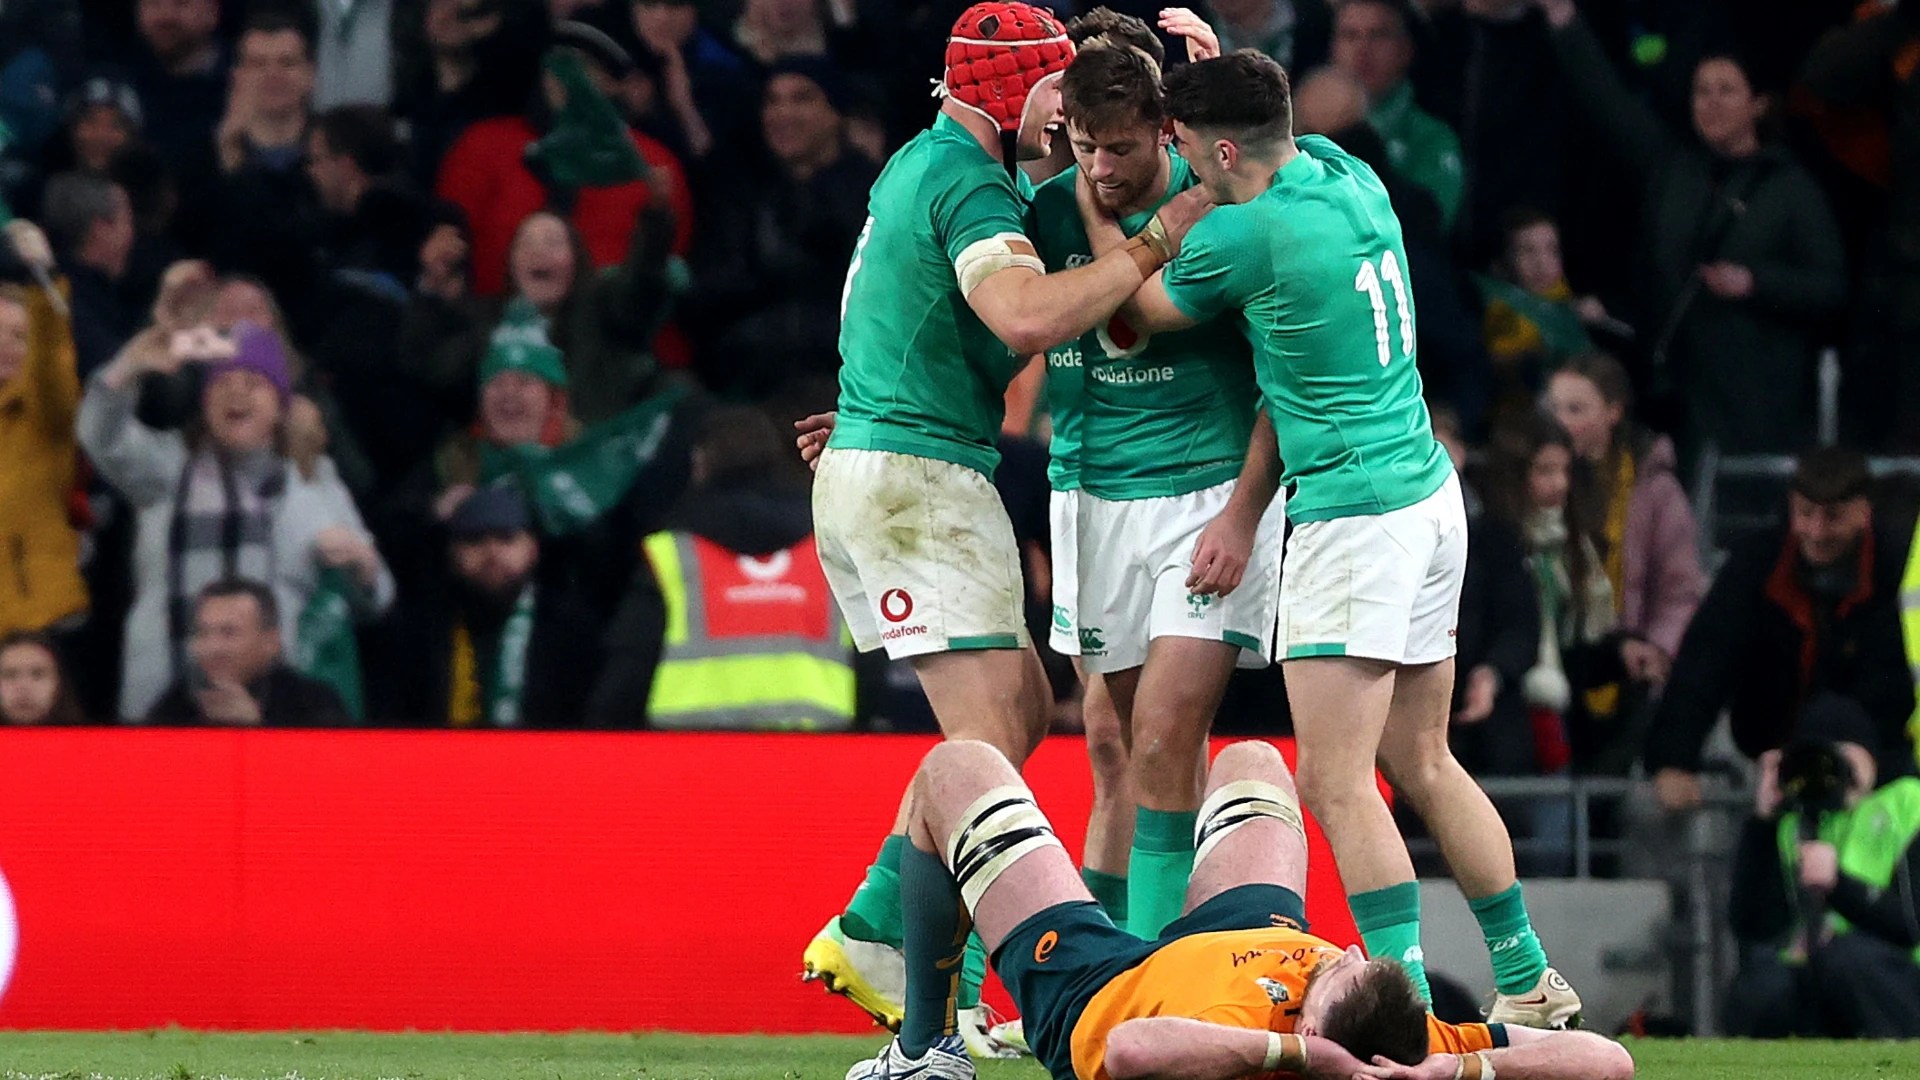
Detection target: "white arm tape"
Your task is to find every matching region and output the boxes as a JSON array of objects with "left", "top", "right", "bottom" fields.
[{"left": 955, "top": 233, "right": 1046, "bottom": 298}]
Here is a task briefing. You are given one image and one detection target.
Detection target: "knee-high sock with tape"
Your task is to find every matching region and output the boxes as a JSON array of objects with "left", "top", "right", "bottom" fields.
[
  {"left": 899, "top": 842, "right": 968, "bottom": 1057},
  {"left": 842, "top": 834, "right": 906, "bottom": 946}
]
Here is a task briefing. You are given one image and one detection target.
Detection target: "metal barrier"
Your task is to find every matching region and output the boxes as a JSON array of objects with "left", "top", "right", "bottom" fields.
[{"left": 1405, "top": 775, "right": 1749, "bottom": 1036}]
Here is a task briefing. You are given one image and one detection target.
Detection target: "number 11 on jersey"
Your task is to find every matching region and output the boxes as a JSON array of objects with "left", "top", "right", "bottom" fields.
[{"left": 1354, "top": 251, "right": 1415, "bottom": 367}]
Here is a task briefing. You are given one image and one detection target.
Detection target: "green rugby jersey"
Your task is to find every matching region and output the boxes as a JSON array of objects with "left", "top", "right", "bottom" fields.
[
  {"left": 828, "top": 114, "right": 1031, "bottom": 478},
  {"left": 1027, "top": 152, "right": 1257, "bottom": 499},
  {"left": 1161, "top": 134, "right": 1451, "bottom": 523}
]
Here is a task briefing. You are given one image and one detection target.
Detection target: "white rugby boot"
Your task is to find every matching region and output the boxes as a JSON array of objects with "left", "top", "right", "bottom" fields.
[
  {"left": 1486, "top": 967, "right": 1583, "bottom": 1029},
  {"left": 844, "top": 1034, "right": 975, "bottom": 1080}
]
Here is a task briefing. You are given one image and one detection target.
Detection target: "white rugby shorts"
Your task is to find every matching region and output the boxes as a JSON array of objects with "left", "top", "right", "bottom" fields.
[
  {"left": 1279, "top": 470, "right": 1466, "bottom": 666},
  {"left": 1049, "top": 479, "right": 1284, "bottom": 674},
  {"left": 813, "top": 446, "right": 1030, "bottom": 659}
]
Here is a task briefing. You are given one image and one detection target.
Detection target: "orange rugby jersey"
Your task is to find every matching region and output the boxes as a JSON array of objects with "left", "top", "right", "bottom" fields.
[{"left": 1069, "top": 926, "right": 1501, "bottom": 1080}]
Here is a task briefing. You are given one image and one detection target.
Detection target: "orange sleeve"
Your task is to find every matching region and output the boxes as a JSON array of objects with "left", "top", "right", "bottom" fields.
[{"left": 1426, "top": 1017, "right": 1500, "bottom": 1054}]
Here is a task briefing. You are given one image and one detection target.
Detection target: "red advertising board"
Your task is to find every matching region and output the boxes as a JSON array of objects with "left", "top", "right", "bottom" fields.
[{"left": 0, "top": 730, "right": 1357, "bottom": 1032}]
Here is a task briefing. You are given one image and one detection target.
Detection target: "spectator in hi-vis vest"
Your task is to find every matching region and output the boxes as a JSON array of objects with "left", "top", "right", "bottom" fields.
[{"left": 590, "top": 405, "right": 856, "bottom": 730}]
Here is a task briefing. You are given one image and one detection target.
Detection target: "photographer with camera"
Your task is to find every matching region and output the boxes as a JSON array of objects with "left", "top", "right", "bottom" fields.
[
  {"left": 1725, "top": 694, "right": 1920, "bottom": 1038},
  {"left": 1647, "top": 446, "right": 1916, "bottom": 811}
]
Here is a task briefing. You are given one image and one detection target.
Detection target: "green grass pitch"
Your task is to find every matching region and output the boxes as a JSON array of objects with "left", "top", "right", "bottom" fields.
[{"left": 3, "top": 1032, "right": 1920, "bottom": 1080}]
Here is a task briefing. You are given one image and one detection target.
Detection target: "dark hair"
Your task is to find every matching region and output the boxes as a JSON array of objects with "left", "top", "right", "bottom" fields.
[
  {"left": 1065, "top": 7, "right": 1165, "bottom": 65},
  {"left": 1792, "top": 445, "right": 1872, "bottom": 506},
  {"left": 0, "top": 630, "right": 89, "bottom": 725},
  {"left": 1063, "top": 44, "right": 1165, "bottom": 136},
  {"left": 39, "top": 171, "right": 123, "bottom": 256},
  {"left": 1498, "top": 206, "right": 1556, "bottom": 252},
  {"left": 197, "top": 578, "right": 281, "bottom": 630},
  {"left": 1556, "top": 349, "right": 1632, "bottom": 421},
  {"left": 1483, "top": 411, "right": 1603, "bottom": 629},
  {"left": 1162, "top": 50, "right": 1292, "bottom": 152},
  {"left": 1484, "top": 409, "right": 1576, "bottom": 525},
  {"left": 314, "top": 105, "right": 400, "bottom": 177},
  {"left": 239, "top": 9, "right": 315, "bottom": 57},
  {"left": 1318, "top": 960, "right": 1429, "bottom": 1069}
]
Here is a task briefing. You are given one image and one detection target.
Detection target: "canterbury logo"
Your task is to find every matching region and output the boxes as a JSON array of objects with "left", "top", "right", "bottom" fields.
[
  {"left": 1034, "top": 930, "right": 1058, "bottom": 963},
  {"left": 1401, "top": 946, "right": 1425, "bottom": 964},
  {"left": 1490, "top": 934, "right": 1524, "bottom": 952}
]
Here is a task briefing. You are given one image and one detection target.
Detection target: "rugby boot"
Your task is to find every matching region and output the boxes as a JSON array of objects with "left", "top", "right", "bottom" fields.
[
  {"left": 844, "top": 1035, "right": 974, "bottom": 1080},
  {"left": 803, "top": 915, "right": 907, "bottom": 1030},
  {"left": 1486, "top": 967, "right": 1583, "bottom": 1029}
]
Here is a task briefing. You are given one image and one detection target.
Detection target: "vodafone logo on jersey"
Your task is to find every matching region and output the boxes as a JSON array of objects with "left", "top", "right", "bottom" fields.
[
  {"left": 0, "top": 866, "right": 16, "bottom": 1007},
  {"left": 879, "top": 589, "right": 927, "bottom": 640}
]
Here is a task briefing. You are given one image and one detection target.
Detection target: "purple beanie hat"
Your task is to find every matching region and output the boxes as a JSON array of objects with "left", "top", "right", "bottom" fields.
[{"left": 206, "top": 321, "right": 293, "bottom": 402}]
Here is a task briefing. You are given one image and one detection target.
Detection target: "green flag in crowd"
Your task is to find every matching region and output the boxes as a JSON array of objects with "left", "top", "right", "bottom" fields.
[
  {"left": 526, "top": 50, "right": 649, "bottom": 189},
  {"left": 1474, "top": 274, "right": 1595, "bottom": 364},
  {"left": 295, "top": 567, "right": 365, "bottom": 721},
  {"left": 486, "top": 382, "right": 690, "bottom": 536}
]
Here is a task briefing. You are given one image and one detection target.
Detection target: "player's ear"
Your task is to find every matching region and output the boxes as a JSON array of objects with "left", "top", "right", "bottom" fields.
[
  {"left": 1216, "top": 139, "right": 1235, "bottom": 172},
  {"left": 1159, "top": 118, "right": 1174, "bottom": 148},
  {"left": 1345, "top": 944, "right": 1365, "bottom": 962}
]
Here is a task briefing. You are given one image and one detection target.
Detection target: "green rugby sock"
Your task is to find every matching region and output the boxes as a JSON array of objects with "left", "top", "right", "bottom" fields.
[
  {"left": 1082, "top": 866, "right": 1129, "bottom": 925},
  {"left": 899, "top": 844, "right": 967, "bottom": 1057},
  {"left": 842, "top": 835, "right": 905, "bottom": 947},
  {"left": 1125, "top": 808, "right": 1197, "bottom": 939},
  {"left": 956, "top": 932, "right": 988, "bottom": 1010},
  {"left": 1469, "top": 882, "right": 1550, "bottom": 996},
  {"left": 1351, "top": 882, "right": 1431, "bottom": 1004}
]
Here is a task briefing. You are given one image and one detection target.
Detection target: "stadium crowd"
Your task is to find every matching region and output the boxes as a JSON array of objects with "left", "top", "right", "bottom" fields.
[{"left": 2, "top": 0, "right": 1920, "bottom": 834}]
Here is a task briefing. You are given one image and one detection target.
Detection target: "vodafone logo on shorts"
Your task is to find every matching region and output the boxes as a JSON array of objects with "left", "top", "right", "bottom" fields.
[
  {"left": 879, "top": 589, "right": 927, "bottom": 640},
  {"left": 880, "top": 589, "right": 914, "bottom": 623}
]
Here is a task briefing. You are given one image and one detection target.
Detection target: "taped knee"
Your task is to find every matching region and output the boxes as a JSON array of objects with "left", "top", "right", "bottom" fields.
[
  {"left": 946, "top": 786, "right": 1064, "bottom": 910},
  {"left": 1195, "top": 779, "right": 1304, "bottom": 864}
]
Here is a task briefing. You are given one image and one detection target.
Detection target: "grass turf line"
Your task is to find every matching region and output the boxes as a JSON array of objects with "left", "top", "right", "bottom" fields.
[{"left": 2, "top": 1032, "right": 1920, "bottom": 1080}]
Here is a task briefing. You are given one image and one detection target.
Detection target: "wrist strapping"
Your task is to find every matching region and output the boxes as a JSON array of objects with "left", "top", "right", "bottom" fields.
[
  {"left": 1455, "top": 1051, "right": 1494, "bottom": 1080},
  {"left": 1262, "top": 1032, "right": 1307, "bottom": 1074},
  {"left": 1122, "top": 233, "right": 1164, "bottom": 278},
  {"left": 1138, "top": 214, "right": 1174, "bottom": 262}
]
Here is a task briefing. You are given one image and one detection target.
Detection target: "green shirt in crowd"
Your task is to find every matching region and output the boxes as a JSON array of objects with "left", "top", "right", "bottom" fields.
[{"left": 1368, "top": 81, "right": 1464, "bottom": 232}]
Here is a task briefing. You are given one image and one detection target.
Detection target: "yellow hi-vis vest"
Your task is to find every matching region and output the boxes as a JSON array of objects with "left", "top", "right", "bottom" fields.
[{"left": 643, "top": 530, "right": 855, "bottom": 730}]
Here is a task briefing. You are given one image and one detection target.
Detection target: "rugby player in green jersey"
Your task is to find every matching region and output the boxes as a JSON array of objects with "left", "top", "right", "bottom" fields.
[
  {"left": 1079, "top": 48, "right": 1581, "bottom": 1027},
  {"left": 795, "top": 1, "right": 1214, "bottom": 1057},
  {"left": 1028, "top": 10, "right": 1286, "bottom": 946}
]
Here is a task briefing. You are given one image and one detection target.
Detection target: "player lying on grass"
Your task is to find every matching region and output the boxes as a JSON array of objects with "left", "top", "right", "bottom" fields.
[{"left": 847, "top": 737, "right": 1636, "bottom": 1080}]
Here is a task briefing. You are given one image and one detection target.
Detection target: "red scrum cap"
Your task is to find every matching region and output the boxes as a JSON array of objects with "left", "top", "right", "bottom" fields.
[{"left": 941, "top": 2, "right": 1074, "bottom": 134}]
